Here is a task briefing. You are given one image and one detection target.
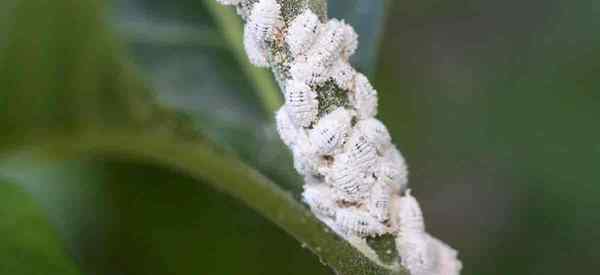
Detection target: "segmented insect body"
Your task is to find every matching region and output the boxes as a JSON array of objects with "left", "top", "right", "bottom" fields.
[
  {"left": 275, "top": 107, "right": 299, "bottom": 147},
  {"left": 244, "top": 24, "right": 269, "bottom": 67},
  {"left": 356, "top": 118, "right": 392, "bottom": 153},
  {"left": 377, "top": 146, "right": 409, "bottom": 192},
  {"left": 326, "top": 157, "right": 372, "bottom": 201},
  {"left": 335, "top": 208, "right": 387, "bottom": 237},
  {"left": 284, "top": 80, "right": 319, "bottom": 127},
  {"left": 291, "top": 136, "right": 319, "bottom": 176},
  {"left": 326, "top": 130, "right": 379, "bottom": 201},
  {"left": 308, "top": 107, "right": 352, "bottom": 155},
  {"left": 330, "top": 60, "right": 356, "bottom": 90},
  {"left": 345, "top": 131, "right": 378, "bottom": 173},
  {"left": 368, "top": 181, "right": 392, "bottom": 222},
  {"left": 302, "top": 183, "right": 339, "bottom": 218},
  {"left": 352, "top": 73, "right": 378, "bottom": 119},
  {"left": 310, "top": 19, "right": 347, "bottom": 66},
  {"left": 394, "top": 190, "right": 432, "bottom": 274},
  {"left": 244, "top": 0, "right": 282, "bottom": 66},
  {"left": 286, "top": 9, "right": 322, "bottom": 56},
  {"left": 290, "top": 20, "right": 347, "bottom": 85},
  {"left": 396, "top": 190, "right": 425, "bottom": 232}
]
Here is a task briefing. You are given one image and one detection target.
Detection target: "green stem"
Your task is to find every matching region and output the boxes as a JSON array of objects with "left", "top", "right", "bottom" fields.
[{"left": 39, "top": 130, "right": 407, "bottom": 275}]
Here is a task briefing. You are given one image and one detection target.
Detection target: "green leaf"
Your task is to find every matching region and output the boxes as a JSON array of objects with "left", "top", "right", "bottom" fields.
[{"left": 0, "top": 179, "right": 81, "bottom": 275}]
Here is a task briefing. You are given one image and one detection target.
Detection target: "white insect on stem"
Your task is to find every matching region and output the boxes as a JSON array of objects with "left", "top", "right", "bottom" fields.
[
  {"left": 275, "top": 107, "right": 299, "bottom": 147},
  {"left": 394, "top": 190, "right": 431, "bottom": 274},
  {"left": 284, "top": 80, "right": 319, "bottom": 128},
  {"left": 330, "top": 60, "right": 357, "bottom": 91},
  {"left": 308, "top": 107, "right": 352, "bottom": 155},
  {"left": 368, "top": 180, "right": 392, "bottom": 222},
  {"left": 286, "top": 9, "right": 321, "bottom": 57},
  {"left": 352, "top": 73, "right": 379, "bottom": 119},
  {"left": 216, "top": 0, "right": 462, "bottom": 273},
  {"left": 377, "top": 156, "right": 409, "bottom": 194},
  {"left": 243, "top": 0, "right": 282, "bottom": 67},
  {"left": 302, "top": 183, "right": 338, "bottom": 218},
  {"left": 336, "top": 208, "right": 387, "bottom": 237}
]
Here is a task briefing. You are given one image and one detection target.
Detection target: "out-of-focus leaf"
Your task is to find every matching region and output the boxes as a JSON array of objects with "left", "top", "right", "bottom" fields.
[
  {"left": 329, "top": 0, "right": 390, "bottom": 76},
  {"left": 109, "top": 0, "right": 300, "bottom": 191},
  {"left": 0, "top": 155, "right": 114, "bottom": 273},
  {"left": 111, "top": 0, "right": 266, "bottom": 124},
  {"left": 0, "top": 179, "right": 81, "bottom": 275}
]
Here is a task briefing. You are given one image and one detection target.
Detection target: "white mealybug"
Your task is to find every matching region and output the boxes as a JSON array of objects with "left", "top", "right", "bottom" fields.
[
  {"left": 306, "top": 19, "right": 346, "bottom": 67},
  {"left": 394, "top": 190, "right": 432, "bottom": 275},
  {"left": 396, "top": 190, "right": 425, "bottom": 232},
  {"left": 355, "top": 118, "right": 392, "bottom": 153},
  {"left": 397, "top": 231, "right": 431, "bottom": 275},
  {"left": 275, "top": 107, "right": 299, "bottom": 147},
  {"left": 425, "top": 234, "right": 463, "bottom": 275},
  {"left": 216, "top": 0, "right": 241, "bottom": 5},
  {"left": 344, "top": 130, "right": 378, "bottom": 173},
  {"left": 290, "top": 19, "right": 346, "bottom": 85},
  {"left": 302, "top": 183, "right": 339, "bottom": 218},
  {"left": 308, "top": 107, "right": 352, "bottom": 155},
  {"left": 324, "top": 130, "right": 378, "bottom": 201},
  {"left": 340, "top": 22, "right": 359, "bottom": 60},
  {"left": 377, "top": 146, "right": 409, "bottom": 192},
  {"left": 244, "top": 0, "right": 282, "bottom": 66},
  {"left": 367, "top": 181, "right": 392, "bottom": 222},
  {"left": 335, "top": 208, "right": 387, "bottom": 237},
  {"left": 291, "top": 134, "right": 319, "bottom": 176},
  {"left": 289, "top": 61, "right": 328, "bottom": 86},
  {"left": 286, "top": 9, "right": 321, "bottom": 56},
  {"left": 326, "top": 154, "right": 374, "bottom": 202},
  {"left": 244, "top": 24, "right": 269, "bottom": 67},
  {"left": 352, "top": 73, "right": 378, "bottom": 119},
  {"left": 284, "top": 80, "right": 319, "bottom": 127},
  {"left": 329, "top": 60, "right": 356, "bottom": 90}
]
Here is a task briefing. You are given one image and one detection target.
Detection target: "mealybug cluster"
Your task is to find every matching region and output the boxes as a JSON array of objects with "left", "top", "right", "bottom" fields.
[{"left": 216, "top": 1, "right": 462, "bottom": 273}]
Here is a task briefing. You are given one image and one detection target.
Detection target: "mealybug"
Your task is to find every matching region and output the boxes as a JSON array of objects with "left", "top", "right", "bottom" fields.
[
  {"left": 308, "top": 107, "right": 352, "bottom": 155},
  {"left": 355, "top": 118, "right": 392, "bottom": 154},
  {"left": 275, "top": 107, "right": 299, "bottom": 147},
  {"left": 244, "top": 0, "right": 282, "bottom": 66},
  {"left": 335, "top": 208, "right": 387, "bottom": 237},
  {"left": 303, "top": 183, "right": 339, "bottom": 218},
  {"left": 351, "top": 73, "right": 378, "bottom": 119},
  {"left": 330, "top": 60, "right": 356, "bottom": 91},
  {"left": 377, "top": 146, "right": 409, "bottom": 192},
  {"left": 286, "top": 9, "right": 321, "bottom": 56},
  {"left": 284, "top": 80, "right": 319, "bottom": 127},
  {"left": 368, "top": 181, "right": 392, "bottom": 222}
]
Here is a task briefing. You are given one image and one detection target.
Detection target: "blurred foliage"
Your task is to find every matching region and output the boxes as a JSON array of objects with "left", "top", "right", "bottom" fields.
[
  {"left": 0, "top": 179, "right": 80, "bottom": 275},
  {"left": 1, "top": 0, "right": 600, "bottom": 274}
]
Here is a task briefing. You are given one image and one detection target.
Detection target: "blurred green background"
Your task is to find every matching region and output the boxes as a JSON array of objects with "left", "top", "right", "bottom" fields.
[{"left": 1, "top": 0, "right": 599, "bottom": 274}]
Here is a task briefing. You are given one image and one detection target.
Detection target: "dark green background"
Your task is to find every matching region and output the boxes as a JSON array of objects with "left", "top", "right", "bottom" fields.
[{"left": 1, "top": 0, "right": 599, "bottom": 274}]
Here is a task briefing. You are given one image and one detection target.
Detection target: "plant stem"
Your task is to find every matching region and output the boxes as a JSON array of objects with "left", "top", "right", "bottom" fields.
[{"left": 37, "top": 130, "right": 407, "bottom": 275}]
